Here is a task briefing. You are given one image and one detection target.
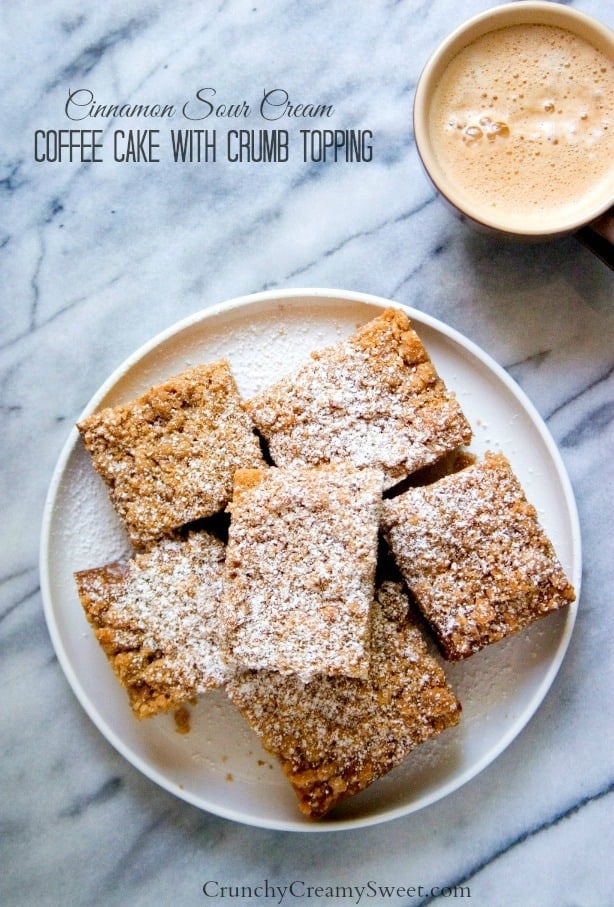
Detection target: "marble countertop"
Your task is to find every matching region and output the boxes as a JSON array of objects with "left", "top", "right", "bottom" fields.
[{"left": 1, "top": 1, "right": 612, "bottom": 904}]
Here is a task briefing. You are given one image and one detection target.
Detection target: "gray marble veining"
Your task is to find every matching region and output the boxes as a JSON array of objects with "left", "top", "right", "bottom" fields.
[{"left": 1, "top": 1, "right": 612, "bottom": 905}]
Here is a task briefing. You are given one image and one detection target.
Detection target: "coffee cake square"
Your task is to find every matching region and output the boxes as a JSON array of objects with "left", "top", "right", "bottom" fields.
[
  {"left": 246, "top": 308, "right": 472, "bottom": 489},
  {"left": 77, "top": 361, "right": 265, "bottom": 547},
  {"left": 221, "top": 464, "right": 383, "bottom": 681},
  {"left": 382, "top": 452, "right": 575, "bottom": 660},
  {"left": 226, "top": 581, "right": 461, "bottom": 819},
  {"left": 74, "top": 530, "right": 230, "bottom": 718}
]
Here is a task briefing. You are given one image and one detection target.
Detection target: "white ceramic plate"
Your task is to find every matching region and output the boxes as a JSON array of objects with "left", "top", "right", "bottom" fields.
[{"left": 40, "top": 289, "right": 581, "bottom": 831}]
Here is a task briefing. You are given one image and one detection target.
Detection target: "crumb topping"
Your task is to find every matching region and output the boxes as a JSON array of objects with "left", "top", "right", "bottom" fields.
[
  {"left": 382, "top": 452, "right": 575, "bottom": 659},
  {"left": 222, "top": 464, "right": 383, "bottom": 681},
  {"left": 247, "top": 308, "right": 472, "bottom": 488},
  {"left": 174, "top": 706, "right": 191, "bottom": 734},
  {"left": 227, "top": 581, "right": 461, "bottom": 818},
  {"left": 74, "top": 531, "right": 231, "bottom": 718},
  {"left": 77, "top": 361, "right": 264, "bottom": 547},
  {"left": 72, "top": 310, "right": 577, "bottom": 819}
]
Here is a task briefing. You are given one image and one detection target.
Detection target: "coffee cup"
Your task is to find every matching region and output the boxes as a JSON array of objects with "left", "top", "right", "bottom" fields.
[{"left": 413, "top": 2, "right": 614, "bottom": 256}]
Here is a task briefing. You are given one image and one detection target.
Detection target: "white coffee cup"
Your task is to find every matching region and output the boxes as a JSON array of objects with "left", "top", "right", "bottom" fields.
[{"left": 413, "top": 2, "right": 614, "bottom": 257}]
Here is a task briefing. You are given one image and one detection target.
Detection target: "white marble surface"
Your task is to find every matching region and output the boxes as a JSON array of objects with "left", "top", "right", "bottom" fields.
[{"left": 1, "top": 0, "right": 613, "bottom": 904}]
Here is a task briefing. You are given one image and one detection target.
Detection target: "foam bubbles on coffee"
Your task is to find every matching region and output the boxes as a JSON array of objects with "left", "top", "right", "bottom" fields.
[{"left": 429, "top": 24, "right": 613, "bottom": 229}]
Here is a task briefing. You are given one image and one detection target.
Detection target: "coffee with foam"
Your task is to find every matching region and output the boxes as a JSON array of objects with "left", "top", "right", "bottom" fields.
[{"left": 428, "top": 24, "right": 614, "bottom": 231}]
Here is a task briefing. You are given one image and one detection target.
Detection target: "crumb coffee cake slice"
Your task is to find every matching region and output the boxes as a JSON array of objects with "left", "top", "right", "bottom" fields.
[
  {"left": 226, "top": 581, "right": 461, "bottom": 819},
  {"left": 74, "top": 530, "right": 230, "bottom": 718},
  {"left": 246, "top": 308, "right": 472, "bottom": 489},
  {"left": 382, "top": 452, "right": 576, "bottom": 660},
  {"left": 221, "top": 464, "right": 383, "bottom": 681},
  {"left": 77, "top": 361, "right": 264, "bottom": 548}
]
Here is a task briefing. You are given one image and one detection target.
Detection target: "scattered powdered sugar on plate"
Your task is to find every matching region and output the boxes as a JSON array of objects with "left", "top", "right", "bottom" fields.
[{"left": 41, "top": 292, "right": 580, "bottom": 829}]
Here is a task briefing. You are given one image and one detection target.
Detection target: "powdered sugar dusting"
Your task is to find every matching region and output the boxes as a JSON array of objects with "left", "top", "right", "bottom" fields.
[
  {"left": 226, "top": 581, "right": 461, "bottom": 818},
  {"left": 77, "top": 361, "right": 264, "bottom": 547},
  {"left": 247, "top": 308, "right": 472, "bottom": 488},
  {"left": 382, "top": 452, "right": 575, "bottom": 659},
  {"left": 74, "top": 531, "right": 231, "bottom": 717},
  {"left": 222, "top": 464, "right": 383, "bottom": 681}
]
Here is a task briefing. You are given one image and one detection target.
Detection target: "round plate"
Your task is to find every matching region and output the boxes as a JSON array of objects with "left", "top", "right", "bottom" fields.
[{"left": 40, "top": 289, "right": 581, "bottom": 831}]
